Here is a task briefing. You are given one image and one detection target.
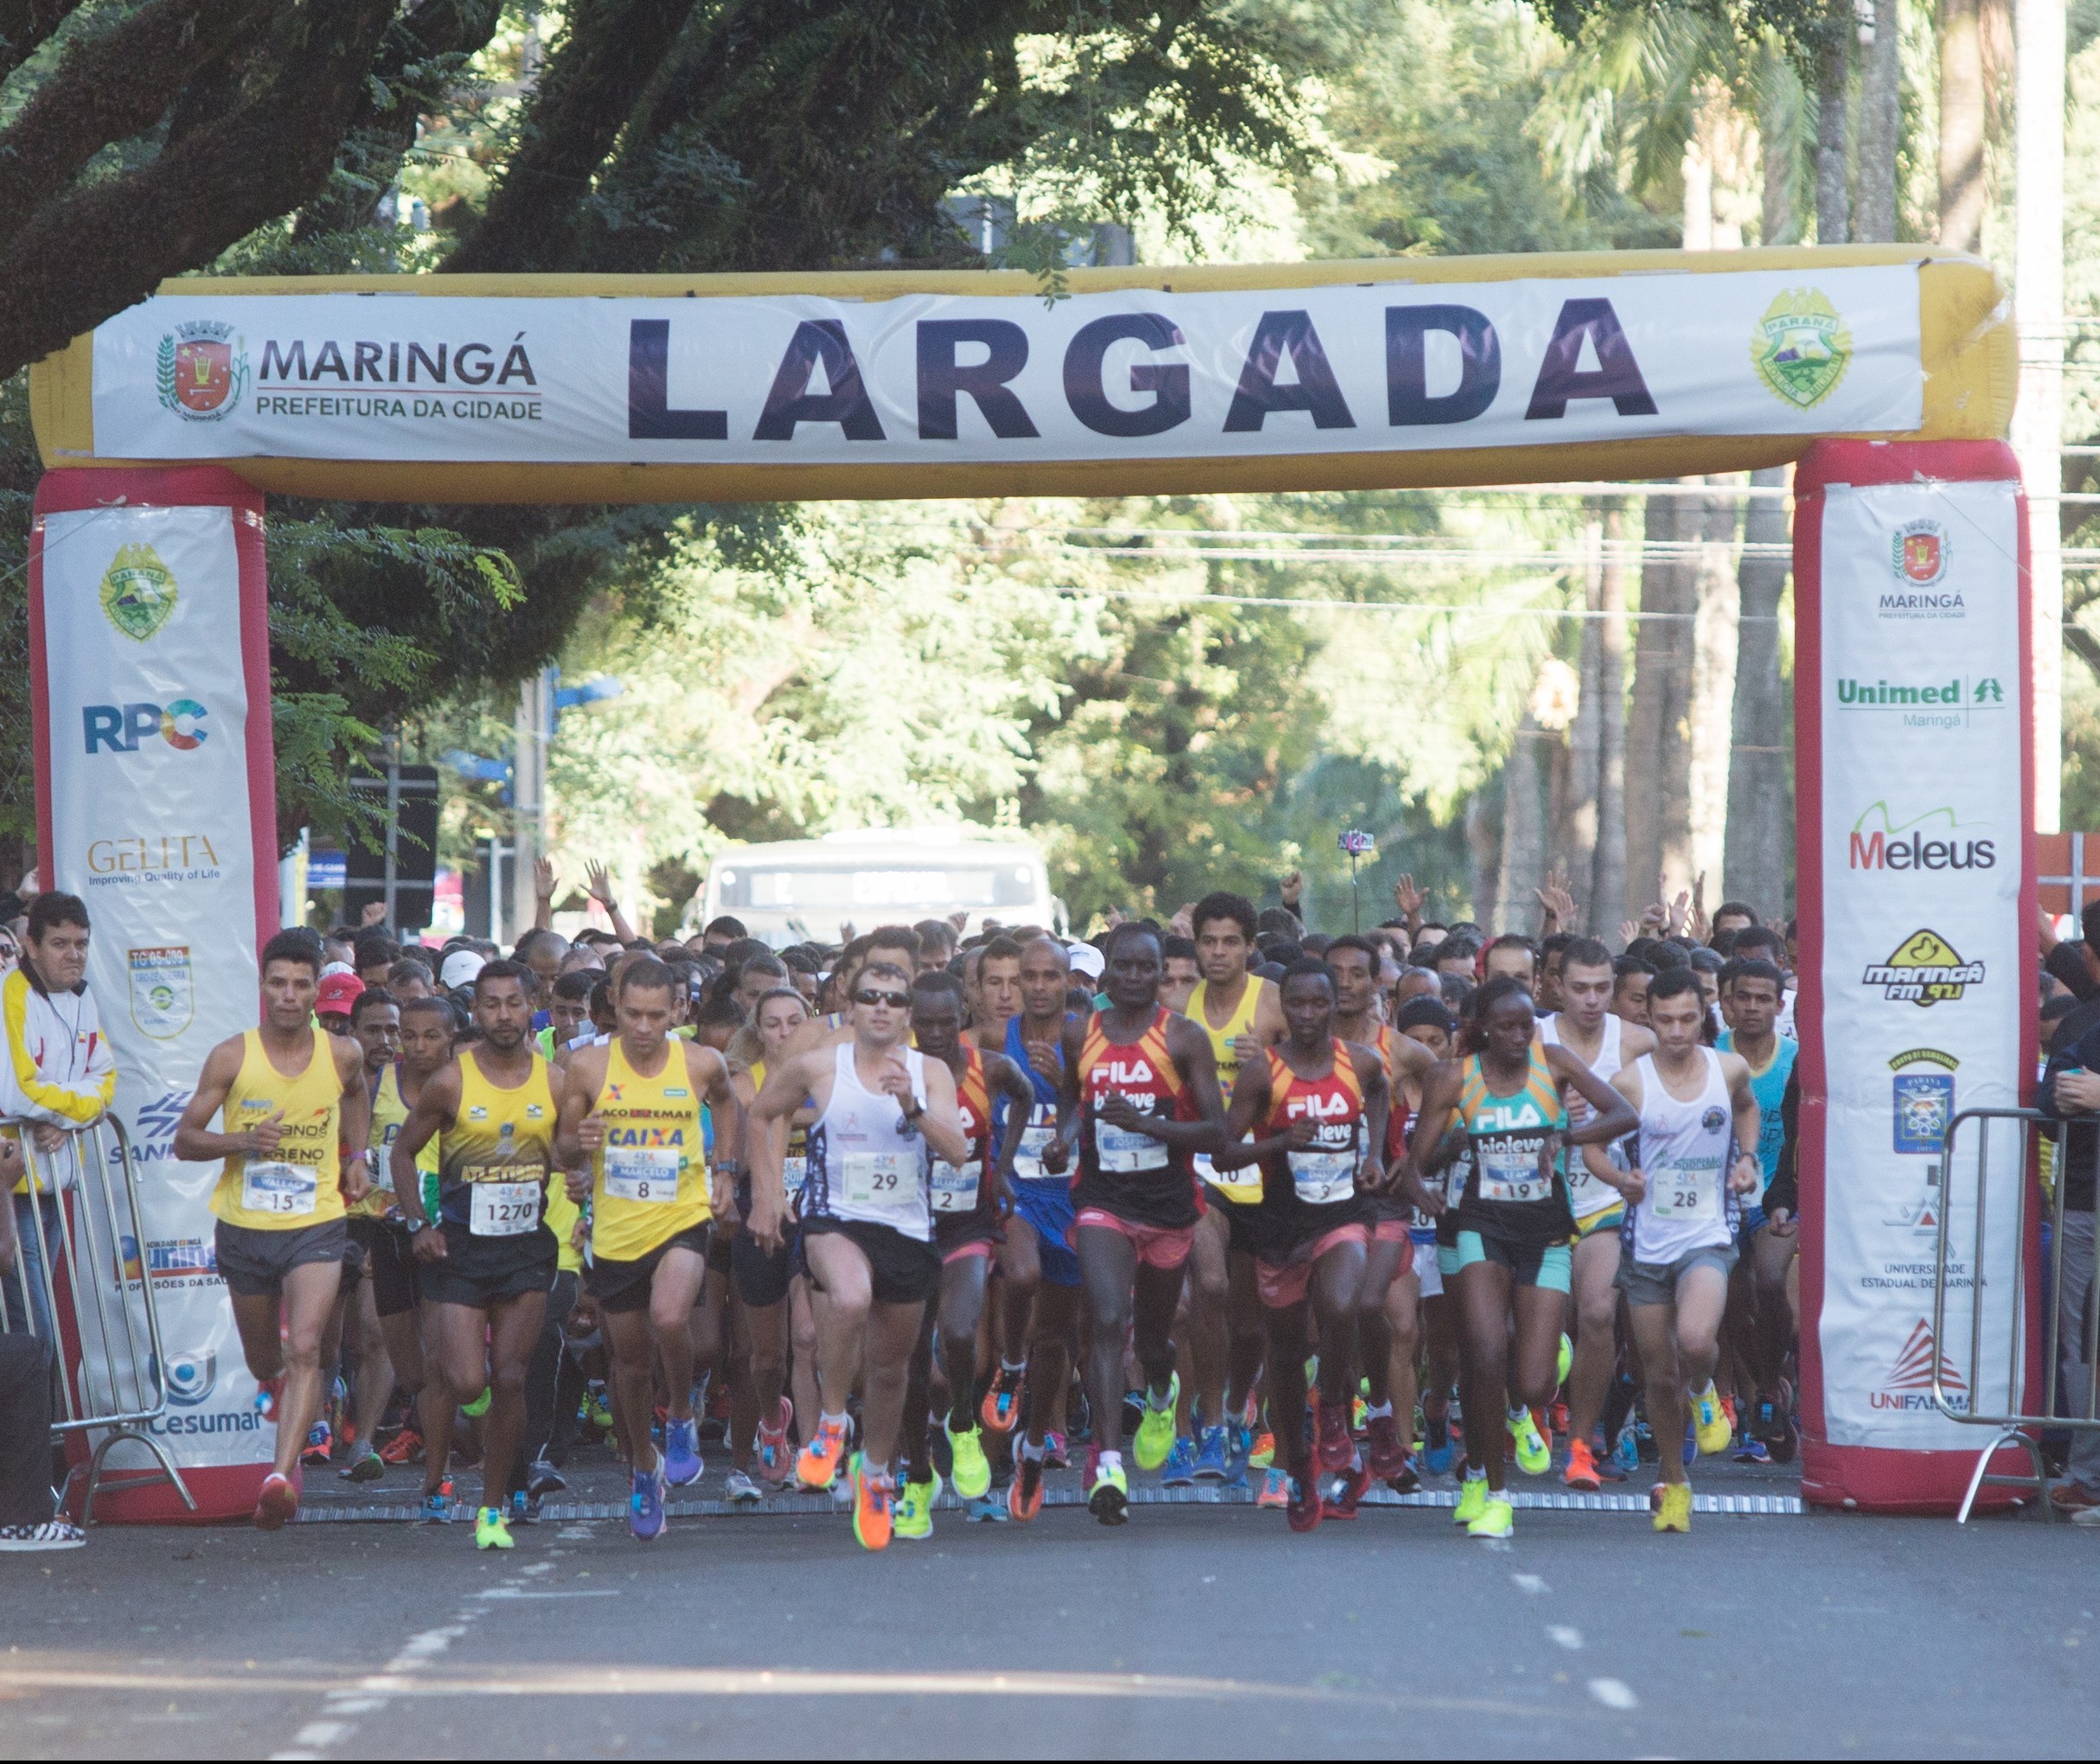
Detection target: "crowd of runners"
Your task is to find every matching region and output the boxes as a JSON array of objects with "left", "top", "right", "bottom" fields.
[{"left": 3, "top": 869, "right": 1806, "bottom": 1552}]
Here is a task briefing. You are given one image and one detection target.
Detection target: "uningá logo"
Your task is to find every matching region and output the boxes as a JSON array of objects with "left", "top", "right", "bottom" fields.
[
  {"left": 1751, "top": 287, "right": 1852, "bottom": 410},
  {"left": 1892, "top": 519, "right": 1950, "bottom": 586},
  {"left": 161, "top": 1347, "right": 215, "bottom": 1407},
  {"left": 98, "top": 542, "right": 176, "bottom": 642},
  {"left": 157, "top": 318, "right": 248, "bottom": 421},
  {"left": 1889, "top": 1047, "right": 1957, "bottom": 1154},
  {"left": 1862, "top": 929, "right": 1984, "bottom": 1007}
]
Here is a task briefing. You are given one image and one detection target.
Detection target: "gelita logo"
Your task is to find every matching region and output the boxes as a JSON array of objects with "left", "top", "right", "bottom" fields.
[
  {"left": 1847, "top": 802, "right": 1995, "bottom": 873},
  {"left": 82, "top": 700, "right": 208, "bottom": 753}
]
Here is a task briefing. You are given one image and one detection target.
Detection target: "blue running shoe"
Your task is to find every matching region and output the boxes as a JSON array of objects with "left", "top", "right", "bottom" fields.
[
  {"left": 631, "top": 1462, "right": 667, "bottom": 1542},
  {"left": 1160, "top": 1435, "right": 1198, "bottom": 1487},
  {"left": 663, "top": 1416, "right": 703, "bottom": 1489},
  {"left": 509, "top": 1487, "right": 536, "bottom": 1526},
  {"left": 419, "top": 1487, "right": 451, "bottom": 1524},
  {"left": 1612, "top": 1425, "right": 1641, "bottom": 1476},
  {"left": 1422, "top": 1410, "right": 1456, "bottom": 1478},
  {"left": 1228, "top": 1421, "right": 1255, "bottom": 1479},
  {"left": 1194, "top": 1423, "right": 1232, "bottom": 1482},
  {"left": 1682, "top": 1417, "right": 1697, "bottom": 1467},
  {"left": 1733, "top": 1435, "right": 1772, "bottom": 1465}
]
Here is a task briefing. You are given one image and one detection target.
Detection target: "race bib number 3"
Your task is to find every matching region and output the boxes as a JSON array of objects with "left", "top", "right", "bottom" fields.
[
  {"left": 931, "top": 1160, "right": 982, "bottom": 1214},
  {"left": 241, "top": 1160, "right": 317, "bottom": 1217},
  {"left": 842, "top": 1151, "right": 919, "bottom": 1213},
  {"left": 1095, "top": 1120, "right": 1168, "bottom": 1174},
  {"left": 1478, "top": 1141, "right": 1550, "bottom": 1205},
  {"left": 470, "top": 1179, "right": 541, "bottom": 1237},
  {"left": 1288, "top": 1148, "right": 1357, "bottom": 1207},
  {"left": 605, "top": 1147, "right": 682, "bottom": 1205}
]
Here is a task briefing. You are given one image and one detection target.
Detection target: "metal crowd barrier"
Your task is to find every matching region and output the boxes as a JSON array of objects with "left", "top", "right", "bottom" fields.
[
  {"left": 1931, "top": 1106, "right": 2098, "bottom": 1523},
  {"left": 0, "top": 1115, "right": 194, "bottom": 1521}
]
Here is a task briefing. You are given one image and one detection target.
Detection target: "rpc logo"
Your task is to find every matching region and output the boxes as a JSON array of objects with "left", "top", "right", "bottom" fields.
[{"left": 82, "top": 700, "right": 208, "bottom": 754}]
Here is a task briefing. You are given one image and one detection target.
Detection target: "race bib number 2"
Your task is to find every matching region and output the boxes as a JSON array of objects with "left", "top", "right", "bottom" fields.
[{"left": 931, "top": 1160, "right": 981, "bottom": 1214}]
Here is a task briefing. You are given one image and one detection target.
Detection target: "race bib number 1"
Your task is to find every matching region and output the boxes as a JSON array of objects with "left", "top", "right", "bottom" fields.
[
  {"left": 241, "top": 1160, "right": 317, "bottom": 1217},
  {"left": 1095, "top": 1121, "right": 1168, "bottom": 1173}
]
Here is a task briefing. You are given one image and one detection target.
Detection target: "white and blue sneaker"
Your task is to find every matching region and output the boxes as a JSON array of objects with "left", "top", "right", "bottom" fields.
[
  {"left": 1160, "top": 1435, "right": 1198, "bottom": 1487},
  {"left": 631, "top": 1462, "right": 668, "bottom": 1542},
  {"left": 1193, "top": 1423, "right": 1232, "bottom": 1482},
  {"left": 419, "top": 1486, "right": 452, "bottom": 1524},
  {"left": 663, "top": 1416, "right": 704, "bottom": 1488}
]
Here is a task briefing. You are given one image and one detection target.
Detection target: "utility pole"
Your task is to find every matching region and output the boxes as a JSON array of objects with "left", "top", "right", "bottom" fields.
[
  {"left": 510, "top": 668, "right": 552, "bottom": 942},
  {"left": 2016, "top": 0, "right": 2066, "bottom": 831}
]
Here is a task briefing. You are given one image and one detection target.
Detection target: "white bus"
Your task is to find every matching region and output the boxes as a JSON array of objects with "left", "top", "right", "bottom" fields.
[{"left": 696, "top": 826, "right": 1064, "bottom": 949}]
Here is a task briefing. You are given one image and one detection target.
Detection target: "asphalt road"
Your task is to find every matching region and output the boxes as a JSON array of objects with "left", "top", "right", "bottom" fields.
[{"left": 3, "top": 1495, "right": 2095, "bottom": 1760}]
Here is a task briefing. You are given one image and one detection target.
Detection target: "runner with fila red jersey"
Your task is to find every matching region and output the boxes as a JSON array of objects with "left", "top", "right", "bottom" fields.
[
  {"left": 1043, "top": 923, "right": 1226, "bottom": 1524},
  {"left": 1543, "top": 935, "right": 1655, "bottom": 1491},
  {"left": 390, "top": 961, "right": 573, "bottom": 1551},
  {"left": 982, "top": 934, "right": 1084, "bottom": 1508},
  {"left": 895, "top": 970, "right": 1033, "bottom": 1536},
  {"left": 1611, "top": 965, "right": 1764, "bottom": 1533},
  {"left": 174, "top": 931, "right": 375, "bottom": 1531},
  {"left": 1178, "top": 892, "right": 1284, "bottom": 1485},
  {"left": 1325, "top": 933, "right": 1435, "bottom": 1493},
  {"left": 557, "top": 956, "right": 741, "bottom": 1543},
  {"left": 1220, "top": 960, "right": 1415, "bottom": 1531},
  {"left": 746, "top": 961, "right": 970, "bottom": 1551},
  {"left": 1408, "top": 976, "right": 1636, "bottom": 1540}
]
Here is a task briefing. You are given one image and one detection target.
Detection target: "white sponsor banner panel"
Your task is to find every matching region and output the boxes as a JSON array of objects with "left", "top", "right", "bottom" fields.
[
  {"left": 38, "top": 501, "right": 274, "bottom": 1486},
  {"left": 83, "top": 265, "right": 1922, "bottom": 467},
  {"left": 1816, "top": 480, "right": 2025, "bottom": 1448}
]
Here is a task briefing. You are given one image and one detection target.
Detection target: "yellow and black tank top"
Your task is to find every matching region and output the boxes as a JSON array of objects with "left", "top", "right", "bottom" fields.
[
  {"left": 1187, "top": 974, "right": 1269, "bottom": 1204},
  {"left": 212, "top": 1028, "right": 343, "bottom": 1231},
  {"left": 589, "top": 1039, "right": 708, "bottom": 1262},
  {"left": 359, "top": 1063, "right": 439, "bottom": 1221},
  {"left": 438, "top": 1047, "right": 557, "bottom": 1241}
]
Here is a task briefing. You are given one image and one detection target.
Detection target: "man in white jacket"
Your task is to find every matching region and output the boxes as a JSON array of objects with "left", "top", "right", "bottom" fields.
[{"left": 0, "top": 893, "right": 115, "bottom": 1338}]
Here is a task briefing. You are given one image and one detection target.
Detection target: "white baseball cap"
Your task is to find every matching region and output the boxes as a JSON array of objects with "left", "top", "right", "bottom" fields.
[
  {"left": 1066, "top": 942, "right": 1105, "bottom": 981},
  {"left": 439, "top": 949, "right": 486, "bottom": 990}
]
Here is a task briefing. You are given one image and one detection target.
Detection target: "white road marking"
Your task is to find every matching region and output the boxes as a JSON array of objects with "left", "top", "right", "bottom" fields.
[
  {"left": 1547, "top": 1627, "right": 1584, "bottom": 1652},
  {"left": 1589, "top": 1678, "right": 1640, "bottom": 1710},
  {"left": 292, "top": 1723, "right": 349, "bottom": 1747},
  {"left": 1511, "top": 1573, "right": 1549, "bottom": 1595}
]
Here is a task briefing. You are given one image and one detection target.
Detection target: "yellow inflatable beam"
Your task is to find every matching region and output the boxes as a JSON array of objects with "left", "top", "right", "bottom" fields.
[{"left": 30, "top": 245, "right": 2010, "bottom": 503}]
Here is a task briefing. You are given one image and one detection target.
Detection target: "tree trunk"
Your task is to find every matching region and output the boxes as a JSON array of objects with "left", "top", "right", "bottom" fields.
[
  {"left": 1558, "top": 513, "right": 1606, "bottom": 930},
  {"left": 1687, "top": 479, "right": 1744, "bottom": 899},
  {"left": 1856, "top": 0, "right": 1902, "bottom": 242},
  {"left": 1939, "top": 0, "right": 1987, "bottom": 249},
  {"left": 1593, "top": 502, "right": 1630, "bottom": 942},
  {"left": 1625, "top": 489, "right": 1696, "bottom": 920},
  {"left": 1495, "top": 714, "right": 1549, "bottom": 936},
  {"left": 1466, "top": 786, "right": 1501, "bottom": 930},
  {"left": 1725, "top": 467, "right": 1794, "bottom": 920},
  {"left": 1761, "top": 42, "right": 1802, "bottom": 246},
  {"left": 1816, "top": 0, "right": 1852, "bottom": 244}
]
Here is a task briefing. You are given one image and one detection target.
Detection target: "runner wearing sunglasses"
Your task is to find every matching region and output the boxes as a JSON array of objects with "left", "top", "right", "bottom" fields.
[{"left": 746, "top": 961, "right": 970, "bottom": 1550}]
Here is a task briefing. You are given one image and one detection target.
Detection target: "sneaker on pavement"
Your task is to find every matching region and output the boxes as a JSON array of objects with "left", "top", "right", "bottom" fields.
[
  {"left": 1008, "top": 1452, "right": 1046, "bottom": 1522},
  {"left": 725, "top": 1468, "right": 764, "bottom": 1505},
  {"left": 1453, "top": 1473, "right": 1489, "bottom": 1528},
  {"left": 893, "top": 1471, "right": 939, "bottom": 1542},
  {"left": 663, "top": 1416, "right": 704, "bottom": 1489},
  {"left": 1159, "top": 1435, "right": 1198, "bottom": 1487},
  {"left": 527, "top": 1458, "right": 567, "bottom": 1499},
  {"left": 1507, "top": 1408, "right": 1551, "bottom": 1476},
  {"left": 756, "top": 1397, "right": 793, "bottom": 1486},
  {"left": 1366, "top": 1411, "right": 1411, "bottom": 1482},
  {"left": 0, "top": 1519, "right": 85, "bottom": 1551},
  {"left": 980, "top": 1365, "right": 1024, "bottom": 1435},
  {"left": 1564, "top": 1437, "right": 1602, "bottom": 1492},
  {"left": 475, "top": 1505, "right": 515, "bottom": 1550},
  {"left": 253, "top": 1471, "right": 298, "bottom": 1531},
  {"left": 1286, "top": 1473, "right": 1322, "bottom": 1533},
  {"left": 1256, "top": 1466, "right": 1290, "bottom": 1509},
  {"left": 1324, "top": 1451, "right": 1373, "bottom": 1519},
  {"left": 948, "top": 1424, "right": 992, "bottom": 1500},
  {"left": 851, "top": 1454, "right": 897, "bottom": 1551},
  {"left": 1692, "top": 1384, "right": 1732, "bottom": 1457},
  {"left": 1467, "top": 1492, "right": 1514, "bottom": 1539},
  {"left": 1132, "top": 1375, "right": 1180, "bottom": 1472},
  {"left": 1654, "top": 1480, "right": 1693, "bottom": 1534},
  {"left": 797, "top": 1415, "right": 850, "bottom": 1490},
  {"left": 1194, "top": 1424, "right": 1232, "bottom": 1482},
  {"left": 341, "top": 1449, "right": 385, "bottom": 1484},
  {"left": 1086, "top": 1449, "right": 1130, "bottom": 1525},
  {"left": 630, "top": 1463, "right": 667, "bottom": 1542},
  {"left": 378, "top": 1424, "right": 423, "bottom": 1467},
  {"left": 1316, "top": 1403, "right": 1354, "bottom": 1475}
]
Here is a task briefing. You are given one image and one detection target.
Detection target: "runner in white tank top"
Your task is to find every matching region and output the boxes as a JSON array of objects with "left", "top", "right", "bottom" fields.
[
  {"left": 804, "top": 1040, "right": 935, "bottom": 1242},
  {"left": 1604, "top": 967, "right": 1762, "bottom": 1533},
  {"left": 1542, "top": 1011, "right": 1630, "bottom": 1223}
]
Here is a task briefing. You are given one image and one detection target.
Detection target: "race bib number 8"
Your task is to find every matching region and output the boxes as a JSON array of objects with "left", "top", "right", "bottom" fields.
[
  {"left": 605, "top": 1147, "right": 681, "bottom": 1205},
  {"left": 1095, "top": 1121, "right": 1168, "bottom": 1173},
  {"left": 931, "top": 1160, "right": 981, "bottom": 1214},
  {"left": 1478, "top": 1141, "right": 1550, "bottom": 1205},
  {"left": 843, "top": 1151, "right": 918, "bottom": 1212},
  {"left": 470, "top": 1179, "right": 541, "bottom": 1237},
  {"left": 241, "top": 1160, "right": 317, "bottom": 1217},
  {"left": 1288, "top": 1148, "right": 1357, "bottom": 1206}
]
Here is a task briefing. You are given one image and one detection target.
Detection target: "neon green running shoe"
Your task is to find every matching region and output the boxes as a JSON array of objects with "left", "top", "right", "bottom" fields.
[
  {"left": 1691, "top": 1383, "right": 1732, "bottom": 1457},
  {"left": 893, "top": 1470, "right": 938, "bottom": 1542},
  {"left": 1467, "top": 1493, "right": 1514, "bottom": 1539},
  {"left": 1557, "top": 1332, "right": 1573, "bottom": 1390},
  {"left": 947, "top": 1424, "right": 991, "bottom": 1500},
  {"left": 1087, "top": 1454, "right": 1130, "bottom": 1525},
  {"left": 474, "top": 1505, "right": 514, "bottom": 1550},
  {"left": 1132, "top": 1372, "right": 1180, "bottom": 1472},
  {"left": 1508, "top": 1406, "right": 1551, "bottom": 1476},
  {"left": 461, "top": 1385, "right": 492, "bottom": 1420},
  {"left": 1453, "top": 1473, "right": 1489, "bottom": 1527}
]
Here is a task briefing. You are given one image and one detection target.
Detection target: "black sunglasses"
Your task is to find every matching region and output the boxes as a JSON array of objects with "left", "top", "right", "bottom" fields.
[{"left": 854, "top": 988, "right": 910, "bottom": 1009}]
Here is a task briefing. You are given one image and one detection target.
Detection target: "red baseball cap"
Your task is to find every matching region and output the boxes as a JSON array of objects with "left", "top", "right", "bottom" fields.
[{"left": 316, "top": 972, "right": 365, "bottom": 1018}]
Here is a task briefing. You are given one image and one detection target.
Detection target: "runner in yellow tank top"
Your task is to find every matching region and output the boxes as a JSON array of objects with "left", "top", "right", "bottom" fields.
[
  {"left": 1178, "top": 892, "right": 1286, "bottom": 1485},
  {"left": 391, "top": 960, "right": 575, "bottom": 1552},
  {"left": 175, "top": 934, "right": 372, "bottom": 1534},
  {"left": 557, "top": 956, "right": 741, "bottom": 1541}
]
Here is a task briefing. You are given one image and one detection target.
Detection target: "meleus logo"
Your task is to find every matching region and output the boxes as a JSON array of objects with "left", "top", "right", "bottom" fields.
[
  {"left": 81, "top": 700, "right": 208, "bottom": 753},
  {"left": 1847, "top": 802, "right": 1994, "bottom": 873},
  {"left": 1862, "top": 930, "right": 1984, "bottom": 1006}
]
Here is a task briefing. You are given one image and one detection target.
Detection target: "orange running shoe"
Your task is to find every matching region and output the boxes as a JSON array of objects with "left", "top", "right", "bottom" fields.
[
  {"left": 797, "top": 1413, "right": 850, "bottom": 1489},
  {"left": 850, "top": 1454, "right": 893, "bottom": 1551},
  {"left": 378, "top": 1424, "right": 424, "bottom": 1466},
  {"left": 980, "top": 1364, "right": 1024, "bottom": 1435},
  {"left": 1563, "top": 1436, "right": 1602, "bottom": 1492},
  {"left": 1008, "top": 1449, "right": 1046, "bottom": 1522},
  {"left": 254, "top": 1470, "right": 299, "bottom": 1531}
]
